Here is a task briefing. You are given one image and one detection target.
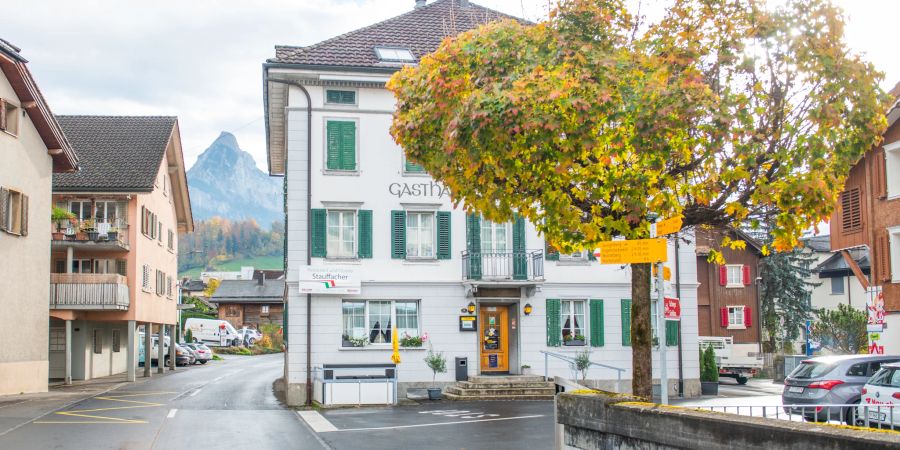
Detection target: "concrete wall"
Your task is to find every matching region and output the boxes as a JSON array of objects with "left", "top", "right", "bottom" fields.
[
  {"left": 0, "top": 69, "right": 52, "bottom": 395},
  {"left": 557, "top": 391, "right": 900, "bottom": 450}
]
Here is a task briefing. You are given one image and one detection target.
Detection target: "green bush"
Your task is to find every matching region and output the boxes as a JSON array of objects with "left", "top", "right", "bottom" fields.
[
  {"left": 424, "top": 349, "right": 447, "bottom": 388},
  {"left": 700, "top": 344, "right": 719, "bottom": 382},
  {"left": 185, "top": 329, "right": 193, "bottom": 343}
]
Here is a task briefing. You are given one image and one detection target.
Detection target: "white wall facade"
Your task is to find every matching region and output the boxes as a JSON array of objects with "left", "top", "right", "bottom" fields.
[{"left": 279, "top": 73, "right": 700, "bottom": 405}]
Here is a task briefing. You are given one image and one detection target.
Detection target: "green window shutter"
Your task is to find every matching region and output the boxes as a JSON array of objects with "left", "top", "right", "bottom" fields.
[
  {"left": 621, "top": 299, "right": 632, "bottom": 346},
  {"left": 590, "top": 299, "right": 604, "bottom": 347},
  {"left": 437, "top": 211, "right": 451, "bottom": 260},
  {"left": 326, "top": 121, "right": 340, "bottom": 170},
  {"left": 666, "top": 320, "right": 679, "bottom": 347},
  {"left": 546, "top": 299, "right": 561, "bottom": 347},
  {"left": 391, "top": 210, "right": 406, "bottom": 259},
  {"left": 326, "top": 90, "right": 355, "bottom": 104},
  {"left": 340, "top": 121, "right": 356, "bottom": 170},
  {"left": 405, "top": 159, "right": 425, "bottom": 173},
  {"left": 465, "top": 214, "right": 481, "bottom": 279},
  {"left": 357, "top": 210, "right": 372, "bottom": 258},
  {"left": 311, "top": 209, "right": 327, "bottom": 257},
  {"left": 513, "top": 214, "right": 527, "bottom": 280},
  {"left": 587, "top": 248, "right": 596, "bottom": 261},
  {"left": 326, "top": 121, "right": 356, "bottom": 170},
  {"left": 283, "top": 301, "right": 288, "bottom": 345}
]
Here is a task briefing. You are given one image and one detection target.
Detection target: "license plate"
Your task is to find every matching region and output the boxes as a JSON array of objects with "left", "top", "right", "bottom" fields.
[
  {"left": 868, "top": 411, "right": 887, "bottom": 421},
  {"left": 788, "top": 386, "right": 804, "bottom": 393}
]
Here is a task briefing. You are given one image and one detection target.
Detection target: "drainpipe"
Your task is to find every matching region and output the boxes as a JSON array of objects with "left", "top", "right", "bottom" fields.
[{"left": 675, "top": 232, "right": 683, "bottom": 397}]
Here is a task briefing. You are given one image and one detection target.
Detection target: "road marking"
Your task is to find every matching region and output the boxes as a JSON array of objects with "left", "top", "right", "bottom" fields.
[
  {"left": 167, "top": 409, "right": 178, "bottom": 418},
  {"left": 33, "top": 391, "right": 171, "bottom": 425},
  {"left": 297, "top": 410, "right": 338, "bottom": 433},
  {"left": 332, "top": 414, "right": 545, "bottom": 432},
  {"left": 189, "top": 389, "right": 202, "bottom": 397},
  {"left": 213, "top": 376, "right": 224, "bottom": 382}
]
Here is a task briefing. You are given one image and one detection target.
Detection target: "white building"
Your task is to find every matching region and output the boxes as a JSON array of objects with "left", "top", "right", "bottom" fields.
[{"left": 263, "top": 0, "right": 700, "bottom": 406}]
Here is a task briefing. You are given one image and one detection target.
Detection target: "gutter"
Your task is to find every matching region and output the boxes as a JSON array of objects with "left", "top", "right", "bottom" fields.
[{"left": 675, "top": 232, "right": 683, "bottom": 397}]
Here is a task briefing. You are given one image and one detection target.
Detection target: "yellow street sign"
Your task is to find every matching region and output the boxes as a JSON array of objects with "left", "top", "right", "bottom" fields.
[
  {"left": 653, "top": 265, "right": 672, "bottom": 281},
  {"left": 655, "top": 217, "right": 683, "bottom": 237},
  {"left": 593, "top": 238, "right": 668, "bottom": 264}
]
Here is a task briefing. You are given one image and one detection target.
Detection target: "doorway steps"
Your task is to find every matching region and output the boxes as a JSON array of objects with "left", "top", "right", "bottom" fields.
[{"left": 444, "top": 375, "right": 555, "bottom": 401}]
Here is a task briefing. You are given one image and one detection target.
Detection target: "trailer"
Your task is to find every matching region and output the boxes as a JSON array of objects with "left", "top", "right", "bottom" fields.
[{"left": 698, "top": 336, "right": 764, "bottom": 384}]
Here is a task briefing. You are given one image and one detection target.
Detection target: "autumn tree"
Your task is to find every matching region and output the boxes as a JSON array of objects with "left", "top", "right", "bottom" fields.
[{"left": 388, "top": 0, "right": 886, "bottom": 398}]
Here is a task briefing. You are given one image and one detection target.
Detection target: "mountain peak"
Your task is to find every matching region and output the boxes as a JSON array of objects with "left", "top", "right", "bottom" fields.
[{"left": 213, "top": 131, "right": 239, "bottom": 148}]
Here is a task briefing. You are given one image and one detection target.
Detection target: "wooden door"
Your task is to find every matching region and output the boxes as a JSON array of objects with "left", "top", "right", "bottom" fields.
[{"left": 479, "top": 305, "right": 509, "bottom": 372}]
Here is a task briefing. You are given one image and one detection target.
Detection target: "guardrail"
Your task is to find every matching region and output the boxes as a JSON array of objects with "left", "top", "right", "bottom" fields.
[
  {"left": 461, "top": 250, "right": 544, "bottom": 281},
  {"left": 680, "top": 403, "right": 897, "bottom": 431},
  {"left": 540, "top": 350, "right": 626, "bottom": 393}
]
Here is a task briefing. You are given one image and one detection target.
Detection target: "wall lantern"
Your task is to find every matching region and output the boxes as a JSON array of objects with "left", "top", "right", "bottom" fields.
[
  {"left": 467, "top": 302, "right": 476, "bottom": 314},
  {"left": 523, "top": 303, "right": 533, "bottom": 316}
]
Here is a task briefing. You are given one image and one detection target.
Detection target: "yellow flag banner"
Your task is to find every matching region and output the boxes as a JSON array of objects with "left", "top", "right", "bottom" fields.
[{"left": 391, "top": 327, "right": 401, "bottom": 364}]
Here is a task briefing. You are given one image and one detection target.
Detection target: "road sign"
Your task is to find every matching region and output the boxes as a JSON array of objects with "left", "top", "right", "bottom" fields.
[
  {"left": 652, "top": 265, "right": 672, "bottom": 281},
  {"left": 664, "top": 297, "right": 680, "bottom": 320},
  {"left": 593, "top": 238, "right": 667, "bottom": 264},
  {"left": 654, "top": 217, "right": 683, "bottom": 237}
]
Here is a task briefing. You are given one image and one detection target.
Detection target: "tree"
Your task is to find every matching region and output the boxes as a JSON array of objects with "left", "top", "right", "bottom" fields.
[
  {"left": 387, "top": 0, "right": 886, "bottom": 398},
  {"left": 204, "top": 278, "right": 221, "bottom": 298},
  {"left": 812, "top": 303, "right": 867, "bottom": 354},
  {"left": 758, "top": 247, "right": 818, "bottom": 352}
]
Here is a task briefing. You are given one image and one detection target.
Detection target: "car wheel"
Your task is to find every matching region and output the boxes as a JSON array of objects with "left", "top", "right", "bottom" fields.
[
  {"left": 200, "top": 360, "right": 207, "bottom": 364},
  {"left": 844, "top": 401, "right": 860, "bottom": 425},
  {"left": 249, "top": 338, "right": 256, "bottom": 345},
  {"left": 736, "top": 376, "right": 748, "bottom": 385},
  {"left": 192, "top": 337, "right": 198, "bottom": 343}
]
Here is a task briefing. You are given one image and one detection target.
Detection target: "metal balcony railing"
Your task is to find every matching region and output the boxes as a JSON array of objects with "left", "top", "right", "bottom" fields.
[
  {"left": 51, "top": 218, "right": 130, "bottom": 248},
  {"left": 461, "top": 250, "right": 544, "bottom": 281},
  {"left": 50, "top": 273, "right": 130, "bottom": 310}
]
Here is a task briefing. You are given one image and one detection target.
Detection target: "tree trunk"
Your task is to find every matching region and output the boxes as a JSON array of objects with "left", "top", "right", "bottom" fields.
[{"left": 631, "top": 263, "right": 652, "bottom": 399}]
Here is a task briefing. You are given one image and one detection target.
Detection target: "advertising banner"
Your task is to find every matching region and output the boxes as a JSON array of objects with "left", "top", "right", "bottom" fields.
[{"left": 298, "top": 266, "right": 360, "bottom": 295}]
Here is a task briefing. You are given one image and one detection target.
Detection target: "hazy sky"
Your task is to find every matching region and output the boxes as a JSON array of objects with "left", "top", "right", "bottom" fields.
[{"left": 5, "top": 0, "right": 899, "bottom": 172}]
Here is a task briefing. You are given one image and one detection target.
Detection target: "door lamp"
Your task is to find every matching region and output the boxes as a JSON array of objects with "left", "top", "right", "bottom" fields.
[
  {"left": 467, "top": 302, "right": 476, "bottom": 314},
  {"left": 523, "top": 303, "right": 533, "bottom": 316}
]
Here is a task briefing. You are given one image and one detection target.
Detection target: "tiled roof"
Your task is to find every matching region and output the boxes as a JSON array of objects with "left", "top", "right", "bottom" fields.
[
  {"left": 210, "top": 279, "right": 285, "bottom": 304},
  {"left": 53, "top": 115, "right": 176, "bottom": 192},
  {"left": 270, "top": 0, "right": 519, "bottom": 69},
  {"left": 802, "top": 235, "right": 831, "bottom": 252}
]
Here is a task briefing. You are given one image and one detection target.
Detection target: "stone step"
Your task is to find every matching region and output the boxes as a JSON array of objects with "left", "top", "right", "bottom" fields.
[
  {"left": 467, "top": 375, "right": 546, "bottom": 384},
  {"left": 457, "top": 381, "right": 554, "bottom": 390},
  {"left": 443, "top": 392, "right": 555, "bottom": 401},
  {"left": 446, "top": 386, "right": 556, "bottom": 397}
]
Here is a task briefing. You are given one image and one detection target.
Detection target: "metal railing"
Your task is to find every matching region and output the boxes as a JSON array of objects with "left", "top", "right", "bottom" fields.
[
  {"left": 540, "top": 350, "right": 626, "bottom": 393},
  {"left": 679, "top": 403, "right": 898, "bottom": 431},
  {"left": 50, "top": 273, "right": 130, "bottom": 310},
  {"left": 461, "top": 250, "right": 544, "bottom": 281},
  {"left": 52, "top": 218, "right": 130, "bottom": 247}
]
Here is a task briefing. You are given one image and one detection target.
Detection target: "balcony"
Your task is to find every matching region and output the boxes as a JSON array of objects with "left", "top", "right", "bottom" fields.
[
  {"left": 461, "top": 250, "right": 544, "bottom": 283},
  {"left": 51, "top": 219, "right": 130, "bottom": 251},
  {"left": 50, "top": 273, "right": 130, "bottom": 311}
]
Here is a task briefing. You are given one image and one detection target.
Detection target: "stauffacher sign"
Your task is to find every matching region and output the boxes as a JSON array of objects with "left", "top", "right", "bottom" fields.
[{"left": 299, "top": 267, "right": 360, "bottom": 294}]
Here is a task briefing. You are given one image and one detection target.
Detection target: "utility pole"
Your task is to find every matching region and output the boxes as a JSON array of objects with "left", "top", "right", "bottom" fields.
[{"left": 656, "top": 259, "right": 668, "bottom": 405}]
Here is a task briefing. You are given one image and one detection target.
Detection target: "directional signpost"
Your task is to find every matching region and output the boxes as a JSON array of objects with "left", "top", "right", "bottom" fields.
[{"left": 592, "top": 238, "right": 667, "bottom": 264}]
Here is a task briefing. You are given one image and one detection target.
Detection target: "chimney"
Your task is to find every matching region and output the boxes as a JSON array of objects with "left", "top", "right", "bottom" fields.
[
  {"left": 256, "top": 271, "right": 265, "bottom": 286},
  {"left": 415, "top": 0, "right": 426, "bottom": 8}
]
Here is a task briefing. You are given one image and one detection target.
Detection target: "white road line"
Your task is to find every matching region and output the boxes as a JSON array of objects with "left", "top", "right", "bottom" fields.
[
  {"left": 213, "top": 376, "right": 224, "bottom": 382},
  {"left": 189, "top": 389, "right": 202, "bottom": 397},
  {"left": 297, "top": 410, "right": 339, "bottom": 433},
  {"left": 167, "top": 409, "right": 178, "bottom": 418},
  {"left": 333, "top": 414, "right": 545, "bottom": 432}
]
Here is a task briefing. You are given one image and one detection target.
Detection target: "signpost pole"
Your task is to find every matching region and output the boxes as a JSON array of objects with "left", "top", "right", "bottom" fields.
[{"left": 657, "top": 260, "right": 668, "bottom": 405}]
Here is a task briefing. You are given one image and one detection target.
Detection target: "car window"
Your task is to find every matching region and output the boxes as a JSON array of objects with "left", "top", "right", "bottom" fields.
[
  {"left": 790, "top": 362, "right": 834, "bottom": 379},
  {"left": 869, "top": 368, "right": 894, "bottom": 387},
  {"left": 846, "top": 363, "right": 867, "bottom": 377},
  {"left": 869, "top": 360, "right": 900, "bottom": 376},
  {"left": 892, "top": 369, "right": 900, "bottom": 387}
]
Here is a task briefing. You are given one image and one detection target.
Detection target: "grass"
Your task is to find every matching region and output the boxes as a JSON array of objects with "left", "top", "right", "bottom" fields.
[{"left": 179, "top": 255, "right": 283, "bottom": 279}]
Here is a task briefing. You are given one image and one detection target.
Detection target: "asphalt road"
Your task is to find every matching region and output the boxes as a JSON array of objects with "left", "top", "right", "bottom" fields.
[{"left": 0, "top": 354, "right": 326, "bottom": 450}]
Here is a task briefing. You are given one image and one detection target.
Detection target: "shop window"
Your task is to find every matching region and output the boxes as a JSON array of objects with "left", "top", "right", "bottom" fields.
[{"left": 341, "top": 300, "right": 419, "bottom": 347}]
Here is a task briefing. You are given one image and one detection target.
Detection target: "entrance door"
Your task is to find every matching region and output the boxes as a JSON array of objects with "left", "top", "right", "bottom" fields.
[{"left": 479, "top": 305, "right": 509, "bottom": 373}]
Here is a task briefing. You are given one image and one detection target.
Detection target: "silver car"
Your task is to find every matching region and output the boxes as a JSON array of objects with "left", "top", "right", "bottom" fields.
[
  {"left": 183, "top": 343, "right": 212, "bottom": 364},
  {"left": 782, "top": 354, "right": 900, "bottom": 424}
]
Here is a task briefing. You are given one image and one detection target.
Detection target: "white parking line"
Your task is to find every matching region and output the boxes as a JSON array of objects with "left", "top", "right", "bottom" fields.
[
  {"left": 334, "top": 414, "right": 545, "bottom": 432},
  {"left": 297, "top": 410, "right": 338, "bottom": 433},
  {"left": 189, "top": 389, "right": 202, "bottom": 397},
  {"left": 167, "top": 409, "right": 178, "bottom": 418}
]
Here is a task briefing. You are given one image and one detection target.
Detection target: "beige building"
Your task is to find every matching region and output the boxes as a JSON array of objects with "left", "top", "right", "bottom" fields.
[
  {"left": 0, "top": 39, "right": 78, "bottom": 395},
  {"left": 49, "top": 115, "right": 192, "bottom": 382}
]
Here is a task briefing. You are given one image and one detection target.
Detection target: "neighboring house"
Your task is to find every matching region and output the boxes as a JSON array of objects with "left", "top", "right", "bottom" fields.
[
  {"left": 695, "top": 228, "right": 763, "bottom": 373},
  {"left": 48, "top": 115, "right": 193, "bottom": 382},
  {"left": 804, "top": 235, "right": 868, "bottom": 312},
  {"left": 829, "top": 82, "right": 900, "bottom": 354},
  {"left": 0, "top": 39, "right": 78, "bottom": 395},
  {"left": 210, "top": 275, "right": 285, "bottom": 330},
  {"left": 200, "top": 266, "right": 254, "bottom": 283},
  {"left": 263, "top": 0, "right": 700, "bottom": 405},
  {"left": 181, "top": 278, "right": 208, "bottom": 297}
]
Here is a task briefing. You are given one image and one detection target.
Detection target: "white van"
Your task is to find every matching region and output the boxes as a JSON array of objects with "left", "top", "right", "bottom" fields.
[
  {"left": 138, "top": 334, "right": 170, "bottom": 364},
  {"left": 184, "top": 318, "right": 241, "bottom": 347}
]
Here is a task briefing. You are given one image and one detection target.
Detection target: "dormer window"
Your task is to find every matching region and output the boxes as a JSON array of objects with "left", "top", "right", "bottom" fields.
[{"left": 375, "top": 46, "right": 415, "bottom": 63}]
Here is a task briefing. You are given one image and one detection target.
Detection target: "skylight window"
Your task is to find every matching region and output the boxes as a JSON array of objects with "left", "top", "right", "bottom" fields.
[{"left": 375, "top": 46, "right": 415, "bottom": 62}]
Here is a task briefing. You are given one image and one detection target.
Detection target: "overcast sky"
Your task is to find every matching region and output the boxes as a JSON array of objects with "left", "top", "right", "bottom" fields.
[{"left": 5, "top": 0, "right": 899, "bottom": 172}]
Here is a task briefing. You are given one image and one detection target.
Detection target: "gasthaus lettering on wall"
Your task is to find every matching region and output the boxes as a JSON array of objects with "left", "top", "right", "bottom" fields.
[{"left": 388, "top": 181, "right": 451, "bottom": 199}]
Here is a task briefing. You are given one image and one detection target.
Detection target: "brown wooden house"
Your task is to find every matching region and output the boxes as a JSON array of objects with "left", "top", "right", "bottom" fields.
[{"left": 210, "top": 275, "right": 284, "bottom": 330}]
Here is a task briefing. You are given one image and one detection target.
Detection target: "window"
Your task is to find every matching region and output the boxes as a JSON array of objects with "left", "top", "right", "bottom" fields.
[
  {"left": 560, "top": 250, "right": 588, "bottom": 261},
  {"left": 93, "top": 330, "right": 102, "bottom": 354},
  {"left": 327, "top": 210, "right": 357, "bottom": 258},
  {"left": 163, "top": 174, "right": 168, "bottom": 196},
  {"left": 49, "top": 328, "right": 66, "bottom": 351},
  {"left": 560, "top": 300, "right": 585, "bottom": 345},
  {"left": 846, "top": 362, "right": 867, "bottom": 377},
  {"left": 168, "top": 229, "right": 174, "bottom": 250},
  {"left": 481, "top": 220, "right": 510, "bottom": 253},
  {"left": 888, "top": 227, "right": 900, "bottom": 283},
  {"left": 0, "top": 188, "right": 27, "bottom": 236},
  {"left": 830, "top": 277, "right": 845, "bottom": 295},
  {"left": 406, "top": 212, "right": 435, "bottom": 259},
  {"left": 374, "top": 46, "right": 414, "bottom": 62},
  {"left": 142, "top": 264, "right": 151, "bottom": 292},
  {"left": 72, "top": 259, "right": 92, "bottom": 274},
  {"left": 112, "top": 329, "right": 121, "bottom": 353},
  {"left": 69, "top": 200, "right": 92, "bottom": 220},
  {"left": 325, "top": 120, "right": 357, "bottom": 171},
  {"left": 158, "top": 222, "right": 163, "bottom": 243},
  {"left": 725, "top": 265, "right": 743, "bottom": 288},
  {"left": 141, "top": 207, "right": 158, "bottom": 239},
  {"left": 727, "top": 306, "right": 746, "bottom": 329},
  {"left": 225, "top": 305, "right": 240, "bottom": 317},
  {"left": 94, "top": 201, "right": 119, "bottom": 224},
  {"left": 341, "top": 300, "right": 419, "bottom": 347},
  {"left": 0, "top": 98, "right": 20, "bottom": 135},
  {"left": 840, "top": 187, "right": 862, "bottom": 233},
  {"left": 156, "top": 270, "right": 166, "bottom": 296},
  {"left": 166, "top": 276, "right": 173, "bottom": 298},
  {"left": 884, "top": 140, "right": 900, "bottom": 198},
  {"left": 325, "top": 89, "right": 356, "bottom": 105},
  {"left": 261, "top": 305, "right": 270, "bottom": 315},
  {"left": 404, "top": 158, "right": 425, "bottom": 174},
  {"left": 93, "top": 259, "right": 117, "bottom": 274}
]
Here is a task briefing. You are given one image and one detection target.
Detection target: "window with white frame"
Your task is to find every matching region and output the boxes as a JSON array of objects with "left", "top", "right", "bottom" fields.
[
  {"left": 167, "top": 229, "right": 174, "bottom": 251},
  {"left": 327, "top": 210, "right": 357, "bottom": 258},
  {"left": 560, "top": 250, "right": 588, "bottom": 261},
  {"left": 156, "top": 270, "right": 165, "bottom": 296},
  {"left": 72, "top": 259, "right": 92, "bottom": 274},
  {"left": 69, "top": 200, "right": 92, "bottom": 220},
  {"left": 341, "top": 300, "right": 420, "bottom": 347},
  {"left": 406, "top": 212, "right": 435, "bottom": 259},
  {"left": 727, "top": 306, "right": 746, "bottom": 329},
  {"left": 726, "top": 265, "right": 743, "bottom": 288},
  {"left": 890, "top": 227, "right": 900, "bottom": 283},
  {"left": 94, "top": 201, "right": 119, "bottom": 224},
  {"left": 49, "top": 328, "right": 66, "bottom": 351},
  {"left": 480, "top": 219, "right": 510, "bottom": 253},
  {"left": 261, "top": 305, "right": 270, "bottom": 315},
  {"left": 560, "top": 300, "right": 586, "bottom": 345},
  {"left": 374, "top": 46, "right": 414, "bottom": 62},
  {"left": 885, "top": 141, "right": 900, "bottom": 198}
]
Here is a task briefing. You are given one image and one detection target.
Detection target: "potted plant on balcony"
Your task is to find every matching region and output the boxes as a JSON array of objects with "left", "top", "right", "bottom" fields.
[
  {"left": 564, "top": 333, "right": 586, "bottom": 346},
  {"left": 700, "top": 344, "right": 720, "bottom": 395},
  {"left": 81, "top": 218, "right": 99, "bottom": 241},
  {"left": 51, "top": 207, "right": 74, "bottom": 240},
  {"left": 107, "top": 226, "right": 120, "bottom": 242},
  {"left": 424, "top": 347, "right": 447, "bottom": 400}
]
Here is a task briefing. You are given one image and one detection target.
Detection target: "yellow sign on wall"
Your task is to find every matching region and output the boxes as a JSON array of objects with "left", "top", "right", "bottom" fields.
[{"left": 593, "top": 238, "right": 668, "bottom": 264}]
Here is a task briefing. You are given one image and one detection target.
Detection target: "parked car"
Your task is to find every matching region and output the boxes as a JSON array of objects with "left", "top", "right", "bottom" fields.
[
  {"left": 174, "top": 344, "right": 194, "bottom": 366},
  {"left": 238, "top": 327, "right": 263, "bottom": 345},
  {"left": 183, "top": 343, "right": 212, "bottom": 364},
  {"left": 782, "top": 354, "right": 900, "bottom": 424},
  {"left": 184, "top": 318, "right": 241, "bottom": 347},
  {"left": 857, "top": 362, "right": 900, "bottom": 429},
  {"left": 138, "top": 333, "right": 170, "bottom": 366}
]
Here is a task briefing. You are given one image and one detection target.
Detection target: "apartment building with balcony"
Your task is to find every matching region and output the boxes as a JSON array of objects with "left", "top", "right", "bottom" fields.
[
  {"left": 263, "top": 0, "right": 700, "bottom": 405},
  {"left": 48, "top": 115, "right": 192, "bottom": 382},
  {"left": 0, "top": 39, "right": 78, "bottom": 395}
]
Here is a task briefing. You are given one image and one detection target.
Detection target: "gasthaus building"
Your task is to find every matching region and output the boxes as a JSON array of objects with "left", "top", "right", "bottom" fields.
[{"left": 263, "top": 0, "right": 700, "bottom": 406}]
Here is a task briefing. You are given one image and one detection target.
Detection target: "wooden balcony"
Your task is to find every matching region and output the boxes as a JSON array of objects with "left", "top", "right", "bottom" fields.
[{"left": 50, "top": 273, "right": 130, "bottom": 311}]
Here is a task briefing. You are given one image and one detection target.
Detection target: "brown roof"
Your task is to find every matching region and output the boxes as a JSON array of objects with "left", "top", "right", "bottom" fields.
[{"left": 269, "top": 0, "right": 519, "bottom": 70}]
